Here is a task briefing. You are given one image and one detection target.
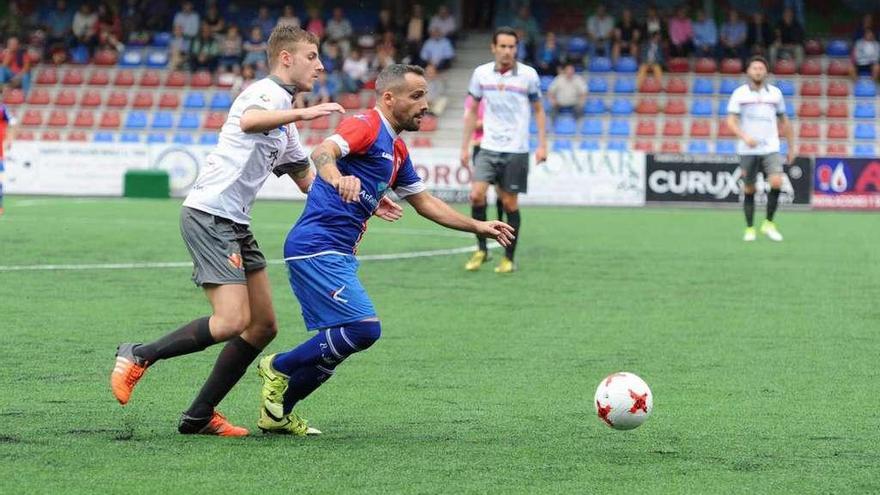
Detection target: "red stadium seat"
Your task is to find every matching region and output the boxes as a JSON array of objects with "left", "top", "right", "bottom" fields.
[
  {"left": 689, "top": 120, "right": 711, "bottom": 137},
  {"left": 132, "top": 91, "right": 154, "bottom": 109},
  {"left": 140, "top": 70, "right": 161, "bottom": 87},
  {"left": 114, "top": 70, "right": 135, "bottom": 87},
  {"left": 694, "top": 57, "right": 717, "bottom": 73},
  {"left": 107, "top": 91, "right": 129, "bottom": 108},
  {"left": 88, "top": 69, "right": 110, "bottom": 86},
  {"left": 773, "top": 59, "right": 796, "bottom": 75},
  {"left": 305, "top": 134, "right": 324, "bottom": 146},
  {"left": 634, "top": 140, "right": 654, "bottom": 152},
  {"left": 665, "top": 77, "right": 687, "bottom": 94},
  {"left": 80, "top": 90, "right": 102, "bottom": 107},
  {"left": 21, "top": 109, "right": 44, "bottom": 126},
  {"left": 54, "top": 89, "right": 77, "bottom": 106},
  {"left": 93, "top": 50, "right": 117, "bottom": 66},
  {"left": 826, "top": 123, "right": 848, "bottom": 139},
  {"left": 667, "top": 57, "right": 689, "bottom": 73},
  {"left": 635, "top": 99, "right": 659, "bottom": 114},
  {"left": 2, "top": 88, "right": 24, "bottom": 105},
  {"left": 800, "top": 80, "right": 821, "bottom": 96},
  {"left": 664, "top": 99, "right": 686, "bottom": 115},
  {"left": 203, "top": 112, "right": 226, "bottom": 129},
  {"left": 827, "top": 59, "right": 851, "bottom": 76},
  {"left": 364, "top": 94, "right": 377, "bottom": 108},
  {"left": 99, "top": 111, "right": 121, "bottom": 128},
  {"left": 638, "top": 77, "right": 662, "bottom": 93},
  {"left": 798, "top": 143, "right": 819, "bottom": 155},
  {"left": 339, "top": 93, "right": 361, "bottom": 109},
  {"left": 419, "top": 115, "right": 438, "bottom": 132},
  {"left": 74, "top": 110, "right": 95, "bottom": 128},
  {"left": 798, "top": 123, "right": 820, "bottom": 138},
  {"left": 797, "top": 102, "right": 822, "bottom": 118},
  {"left": 15, "top": 130, "right": 35, "bottom": 140},
  {"left": 61, "top": 69, "right": 84, "bottom": 85},
  {"left": 191, "top": 71, "right": 213, "bottom": 87},
  {"left": 412, "top": 136, "right": 433, "bottom": 147},
  {"left": 800, "top": 58, "right": 822, "bottom": 75},
  {"left": 26, "top": 88, "right": 51, "bottom": 105},
  {"left": 636, "top": 120, "right": 657, "bottom": 136},
  {"left": 41, "top": 130, "right": 62, "bottom": 141},
  {"left": 661, "top": 141, "right": 681, "bottom": 152},
  {"left": 165, "top": 71, "right": 187, "bottom": 87},
  {"left": 662, "top": 121, "right": 683, "bottom": 137},
  {"left": 720, "top": 58, "right": 742, "bottom": 74},
  {"left": 48, "top": 110, "right": 69, "bottom": 127},
  {"left": 36, "top": 68, "right": 58, "bottom": 85},
  {"left": 804, "top": 39, "right": 823, "bottom": 56},
  {"left": 826, "top": 102, "right": 848, "bottom": 118},
  {"left": 717, "top": 120, "right": 735, "bottom": 137},
  {"left": 309, "top": 116, "right": 331, "bottom": 130},
  {"left": 826, "top": 143, "right": 847, "bottom": 154},
  {"left": 67, "top": 130, "right": 88, "bottom": 141},
  {"left": 158, "top": 93, "right": 180, "bottom": 109},
  {"left": 826, "top": 81, "right": 849, "bottom": 97}
]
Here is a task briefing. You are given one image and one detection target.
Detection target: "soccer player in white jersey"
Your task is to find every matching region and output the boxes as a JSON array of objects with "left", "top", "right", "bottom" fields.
[
  {"left": 110, "top": 26, "right": 401, "bottom": 436},
  {"left": 460, "top": 27, "right": 547, "bottom": 273},
  {"left": 726, "top": 56, "right": 795, "bottom": 242}
]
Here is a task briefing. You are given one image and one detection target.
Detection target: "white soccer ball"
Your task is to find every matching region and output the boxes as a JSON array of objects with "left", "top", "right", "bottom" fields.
[{"left": 594, "top": 372, "right": 653, "bottom": 430}]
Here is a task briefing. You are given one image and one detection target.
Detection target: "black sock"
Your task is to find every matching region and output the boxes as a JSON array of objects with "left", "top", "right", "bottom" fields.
[
  {"left": 766, "top": 188, "right": 780, "bottom": 221},
  {"left": 134, "top": 317, "right": 214, "bottom": 363},
  {"left": 744, "top": 193, "right": 755, "bottom": 227},
  {"left": 184, "top": 336, "right": 261, "bottom": 419},
  {"left": 505, "top": 210, "right": 521, "bottom": 261},
  {"left": 472, "top": 204, "right": 487, "bottom": 252},
  {"left": 282, "top": 365, "right": 335, "bottom": 415},
  {"left": 495, "top": 198, "right": 504, "bottom": 222}
]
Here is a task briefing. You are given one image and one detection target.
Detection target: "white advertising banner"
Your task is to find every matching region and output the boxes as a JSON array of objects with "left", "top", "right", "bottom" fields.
[{"left": 6, "top": 142, "right": 645, "bottom": 206}]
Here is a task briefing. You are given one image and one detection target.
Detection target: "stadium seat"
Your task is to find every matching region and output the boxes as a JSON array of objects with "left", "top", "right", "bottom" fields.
[
  {"left": 826, "top": 102, "right": 848, "bottom": 118},
  {"left": 145, "top": 50, "right": 169, "bottom": 68},
  {"left": 339, "top": 93, "right": 361, "bottom": 109},
  {"left": 419, "top": 115, "right": 438, "bottom": 132},
  {"left": 159, "top": 93, "right": 180, "bottom": 109},
  {"left": 800, "top": 80, "right": 821, "bottom": 96},
  {"left": 776, "top": 79, "right": 795, "bottom": 96},
  {"left": 689, "top": 120, "right": 711, "bottom": 137},
  {"left": 210, "top": 92, "right": 232, "bottom": 110},
  {"left": 93, "top": 51, "right": 117, "bottom": 67},
  {"left": 608, "top": 119, "right": 631, "bottom": 137},
  {"left": 183, "top": 92, "right": 206, "bottom": 109},
  {"left": 719, "top": 79, "right": 739, "bottom": 95},
  {"left": 785, "top": 104, "right": 795, "bottom": 118},
  {"left": 827, "top": 59, "right": 851, "bottom": 76},
  {"left": 165, "top": 71, "right": 187, "bottom": 87},
  {"left": 151, "top": 31, "right": 172, "bottom": 47},
  {"left": 717, "top": 100, "right": 729, "bottom": 117},
  {"left": 125, "top": 111, "right": 148, "bottom": 129},
  {"left": 119, "top": 49, "right": 144, "bottom": 67},
  {"left": 310, "top": 115, "right": 331, "bottom": 130},
  {"left": 718, "top": 120, "right": 735, "bottom": 137},
  {"left": 854, "top": 102, "right": 876, "bottom": 119},
  {"left": 633, "top": 140, "right": 654, "bottom": 152},
  {"left": 804, "top": 39, "right": 823, "bottom": 56},
  {"left": 635, "top": 99, "right": 659, "bottom": 114},
  {"left": 147, "top": 133, "right": 167, "bottom": 143},
  {"left": 48, "top": 110, "right": 68, "bottom": 127},
  {"left": 529, "top": 120, "right": 538, "bottom": 135},
  {"left": 88, "top": 69, "right": 110, "bottom": 86},
  {"left": 552, "top": 139, "right": 573, "bottom": 151},
  {"left": 615, "top": 77, "right": 637, "bottom": 93},
  {"left": 660, "top": 141, "right": 681, "bottom": 152},
  {"left": 120, "top": 132, "right": 141, "bottom": 143},
  {"left": 113, "top": 70, "right": 135, "bottom": 87},
  {"left": 826, "top": 39, "right": 849, "bottom": 57},
  {"left": 773, "top": 59, "right": 796, "bottom": 75},
  {"left": 66, "top": 130, "right": 88, "bottom": 141},
  {"left": 26, "top": 88, "right": 51, "bottom": 105},
  {"left": 173, "top": 133, "right": 195, "bottom": 144},
  {"left": 579, "top": 140, "right": 600, "bottom": 151},
  {"left": 715, "top": 140, "right": 736, "bottom": 154},
  {"left": 539, "top": 75, "right": 553, "bottom": 92},
  {"left": 799, "top": 58, "right": 822, "bottom": 75},
  {"left": 615, "top": 56, "right": 638, "bottom": 73},
  {"left": 107, "top": 91, "right": 129, "bottom": 108},
  {"left": 854, "top": 123, "right": 876, "bottom": 140},
  {"left": 93, "top": 131, "right": 115, "bottom": 142},
  {"left": 305, "top": 135, "right": 324, "bottom": 146},
  {"left": 203, "top": 112, "right": 226, "bottom": 130},
  {"left": 583, "top": 98, "right": 606, "bottom": 115},
  {"left": 854, "top": 144, "right": 876, "bottom": 157},
  {"left": 553, "top": 116, "right": 577, "bottom": 135},
  {"left": 636, "top": 77, "right": 660, "bottom": 93},
  {"left": 41, "top": 130, "right": 62, "bottom": 141},
  {"left": 636, "top": 120, "right": 656, "bottom": 136},
  {"left": 178, "top": 112, "right": 200, "bottom": 129},
  {"left": 826, "top": 123, "right": 848, "bottom": 139},
  {"left": 99, "top": 111, "right": 121, "bottom": 128},
  {"left": 826, "top": 81, "right": 849, "bottom": 97},
  {"left": 720, "top": 58, "right": 742, "bottom": 74},
  {"left": 21, "top": 109, "right": 43, "bottom": 126},
  {"left": 688, "top": 140, "right": 710, "bottom": 153},
  {"left": 14, "top": 130, "right": 34, "bottom": 140},
  {"left": 798, "top": 123, "right": 820, "bottom": 138},
  {"left": 662, "top": 120, "right": 683, "bottom": 137},
  {"left": 694, "top": 57, "right": 717, "bottom": 73},
  {"left": 73, "top": 110, "right": 95, "bottom": 128},
  {"left": 797, "top": 101, "right": 822, "bottom": 118},
  {"left": 588, "top": 77, "right": 608, "bottom": 93},
  {"left": 2, "top": 88, "right": 24, "bottom": 105},
  {"left": 826, "top": 143, "right": 847, "bottom": 155},
  {"left": 36, "top": 68, "right": 58, "bottom": 85},
  {"left": 589, "top": 57, "right": 612, "bottom": 73},
  {"left": 191, "top": 71, "right": 213, "bottom": 88},
  {"left": 151, "top": 111, "right": 174, "bottom": 129},
  {"left": 606, "top": 140, "right": 627, "bottom": 151},
  {"left": 609, "top": 99, "right": 633, "bottom": 115},
  {"left": 566, "top": 37, "right": 590, "bottom": 59},
  {"left": 798, "top": 143, "right": 819, "bottom": 155},
  {"left": 61, "top": 69, "right": 84, "bottom": 85},
  {"left": 693, "top": 78, "right": 714, "bottom": 94},
  {"left": 854, "top": 78, "right": 877, "bottom": 97},
  {"left": 140, "top": 70, "right": 161, "bottom": 87},
  {"left": 664, "top": 99, "right": 686, "bottom": 115},
  {"left": 199, "top": 133, "right": 220, "bottom": 145},
  {"left": 580, "top": 118, "right": 603, "bottom": 136},
  {"left": 667, "top": 57, "right": 689, "bottom": 73},
  {"left": 665, "top": 77, "right": 687, "bottom": 94},
  {"left": 133, "top": 91, "right": 155, "bottom": 109},
  {"left": 690, "top": 99, "right": 713, "bottom": 117}
]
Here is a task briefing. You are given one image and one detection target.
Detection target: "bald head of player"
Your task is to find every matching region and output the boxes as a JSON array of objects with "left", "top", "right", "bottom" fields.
[
  {"left": 267, "top": 25, "right": 324, "bottom": 93},
  {"left": 375, "top": 64, "right": 429, "bottom": 133},
  {"left": 746, "top": 55, "right": 769, "bottom": 88}
]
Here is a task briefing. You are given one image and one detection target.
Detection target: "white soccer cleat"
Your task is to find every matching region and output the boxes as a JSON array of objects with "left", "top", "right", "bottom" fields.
[
  {"left": 760, "top": 220, "right": 783, "bottom": 242},
  {"left": 743, "top": 227, "right": 757, "bottom": 242}
]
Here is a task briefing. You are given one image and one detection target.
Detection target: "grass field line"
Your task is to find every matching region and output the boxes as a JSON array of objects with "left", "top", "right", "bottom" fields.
[{"left": 0, "top": 243, "right": 499, "bottom": 272}]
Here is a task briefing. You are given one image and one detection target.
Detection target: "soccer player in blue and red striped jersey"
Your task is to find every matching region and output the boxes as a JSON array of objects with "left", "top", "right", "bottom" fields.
[{"left": 255, "top": 65, "right": 514, "bottom": 435}]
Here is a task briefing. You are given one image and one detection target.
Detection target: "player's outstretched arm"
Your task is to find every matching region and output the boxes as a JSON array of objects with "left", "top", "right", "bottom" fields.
[
  {"left": 310, "top": 140, "right": 361, "bottom": 202},
  {"left": 240, "top": 103, "right": 345, "bottom": 134},
  {"left": 405, "top": 191, "right": 515, "bottom": 246}
]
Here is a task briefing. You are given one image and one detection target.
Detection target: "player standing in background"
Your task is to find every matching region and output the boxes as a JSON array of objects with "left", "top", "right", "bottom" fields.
[
  {"left": 464, "top": 95, "right": 504, "bottom": 222},
  {"left": 460, "top": 27, "right": 547, "bottom": 273},
  {"left": 109, "top": 26, "right": 399, "bottom": 436},
  {"left": 0, "top": 87, "right": 15, "bottom": 217},
  {"left": 726, "top": 55, "right": 795, "bottom": 242},
  {"left": 254, "top": 65, "right": 514, "bottom": 435}
]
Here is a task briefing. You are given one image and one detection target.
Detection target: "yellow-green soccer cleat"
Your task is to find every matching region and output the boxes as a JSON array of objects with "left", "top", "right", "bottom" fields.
[
  {"left": 257, "top": 354, "right": 289, "bottom": 420},
  {"left": 743, "top": 226, "right": 757, "bottom": 242},
  {"left": 464, "top": 250, "right": 489, "bottom": 271},
  {"left": 494, "top": 256, "right": 516, "bottom": 273},
  {"left": 258, "top": 407, "right": 322, "bottom": 436},
  {"left": 760, "top": 220, "right": 783, "bottom": 242}
]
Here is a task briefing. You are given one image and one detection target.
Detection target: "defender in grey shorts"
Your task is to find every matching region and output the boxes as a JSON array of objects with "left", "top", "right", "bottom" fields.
[
  {"left": 473, "top": 150, "right": 531, "bottom": 193},
  {"left": 739, "top": 154, "right": 784, "bottom": 186},
  {"left": 180, "top": 206, "right": 267, "bottom": 286}
]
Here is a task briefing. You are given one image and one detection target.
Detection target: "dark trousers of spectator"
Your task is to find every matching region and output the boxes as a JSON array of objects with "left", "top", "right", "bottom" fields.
[
  {"left": 669, "top": 40, "right": 692, "bottom": 57},
  {"left": 721, "top": 45, "right": 748, "bottom": 62},
  {"left": 693, "top": 44, "right": 718, "bottom": 60},
  {"left": 551, "top": 105, "right": 584, "bottom": 121}
]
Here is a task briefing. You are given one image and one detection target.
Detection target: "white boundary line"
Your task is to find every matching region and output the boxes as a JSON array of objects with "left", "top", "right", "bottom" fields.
[{"left": 0, "top": 243, "right": 500, "bottom": 272}]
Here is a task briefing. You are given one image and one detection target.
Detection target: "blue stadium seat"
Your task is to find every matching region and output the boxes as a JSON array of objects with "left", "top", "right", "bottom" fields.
[
  {"left": 583, "top": 98, "right": 606, "bottom": 115},
  {"left": 145, "top": 50, "right": 169, "bottom": 68},
  {"left": 118, "top": 49, "right": 144, "bottom": 67},
  {"left": 125, "top": 111, "right": 148, "bottom": 129},
  {"left": 716, "top": 141, "right": 737, "bottom": 154},
  {"left": 540, "top": 75, "right": 554, "bottom": 92},
  {"left": 693, "top": 78, "right": 714, "bottom": 94},
  {"left": 719, "top": 79, "right": 739, "bottom": 95},
  {"left": 776, "top": 79, "right": 795, "bottom": 97},
  {"left": 589, "top": 56, "right": 612, "bottom": 73},
  {"left": 785, "top": 104, "right": 795, "bottom": 118},
  {"left": 688, "top": 141, "right": 710, "bottom": 153},
  {"left": 151, "top": 32, "right": 172, "bottom": 48},
  {"left": 542, "top": 97, "right": 553, "bottom": 112},
  {"left": 608, "top": 119, "right": 631, "bottom": 137},
  {"left": 580, "top": 140, "right": 600, "bottom": 151},
  {"left": 177, "top": 112, "right": 200, "bottom": 129},
  {"left": 120, "top": 132, "right": 141, "bottom": 143},
  {"left": 854, "top": 78, "right": 877, "bottom": 97},
  {"left": 609, "top": 99, "right": 633, "bottom": 115},
  {"left": 529, "top": 137, "right": 538, "bottom": 151},
  {"left": 93, "top": 132, "right": 114, "bottom": 142},
  {"left": 854, "top": 102, "right": 876, "bottom": 119},
  {"left": 580, "top": 118, "right": 603, "bottom": 136},
  {"left": 826, "top": 39, "right": 850, "bottom": 57},
  {"left": 147, "top": 133, "right": 167, "bottom": 143},
  {"left": 151, "top": 111, "right": 173, "bottom": 129},
  {"left": 717, "top": 100, "right": 729, "bottom": 116},
  {"left": 854, "top": 144, "right": 876, "bottom": 157},
  {"left": 552, "top": 139, "right": 573, "bottom": 152},
  {"left": 210, "top": 92, "right": 232, "bottom": 110},
  {"left": 606, "top": 140, "right": 627, "bottom": 151},
  {"left": 567, "top": 36, "right": 590, "bottom": 58},
  {"left": 200, "top": 133, "right": 219, "bottom": 145},
  {"left": 779, "top": 142, "right": 789, "bottom": 155},
  {"left": 553, "top": 116, "right": 578, "bottom": 135},
  {"left": 173, "top": 133, "right": 195, "bottom": 144},
  {"left": 615, "top": 56, "right": 638, "bottom": 73},
  {"left": 613, "top": 77, "right": 636, "bottom": 93},
  {"left": 184, "top": 92, "right": 206, "bottom": 109},
  {"left": 588, "top": 77, "right": 608, "bottom": 93},
  {"left": 690, "top": 99, "right": 713, "bottom": 116},
  {"left": 854, "top": 123, "right": 876, "bottom": 140},
  {"left": 529, "top": 120, "right": 539, "bottom": 135}
]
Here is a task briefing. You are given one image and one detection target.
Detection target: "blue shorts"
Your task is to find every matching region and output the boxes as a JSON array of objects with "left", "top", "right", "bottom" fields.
[{"left": 286, "top": 254, "right": 376, "bottom": 331}]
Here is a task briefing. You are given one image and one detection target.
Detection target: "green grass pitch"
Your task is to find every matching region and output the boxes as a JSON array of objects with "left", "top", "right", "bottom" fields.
[{"left": 0, "top": 196, "right": 877, "bottom": 494}]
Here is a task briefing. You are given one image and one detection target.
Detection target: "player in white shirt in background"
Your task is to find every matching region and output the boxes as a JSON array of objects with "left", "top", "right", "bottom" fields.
[{"left": 726, "top": 56, "right": 795, "bottom": 242}]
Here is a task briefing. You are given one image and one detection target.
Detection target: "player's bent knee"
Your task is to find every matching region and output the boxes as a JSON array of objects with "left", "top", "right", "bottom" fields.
[
  {"left": 345, "top": 320, "right": 382, "bottom": 351},
  {"left": 211, "top": 312, "right": 251, "bottom": 339},
  {"left": 470, "top": 192, "right": 487, "bottom": 206}
]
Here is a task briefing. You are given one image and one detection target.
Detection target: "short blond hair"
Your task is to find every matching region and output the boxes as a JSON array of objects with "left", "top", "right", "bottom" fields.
[{"left": 267, "top": 26, "right": 320, "bottom": 68}]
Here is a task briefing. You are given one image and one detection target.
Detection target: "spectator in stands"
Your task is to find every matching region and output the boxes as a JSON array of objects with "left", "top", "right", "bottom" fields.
[
  {"left": 341, "top": 48, "right": 369, "bottom": 93},
  {"left": 43, "top": 0, "right": 73, "bottom": 53},
  {"left": 123, "top": 1, "right": 151, "bottom": 46},
  {"left": 203, "top": 5, "right": 225, "bottom": 36},
  {"left": 511, "top": 6, "right": 541, "bottom": 49},
  {"left": 770, "top": 7, "right": 805, "bottom": 69},
  {"left": 238, "top": 63, "right": 256, "bottom": 93},
  {"left": 853, "top": 14, "right": 873, "bottom": 42},
  {"left": 72, "top": 3, "right": 98, "bottom": 50},
  {"left": 746, "top": 12, "right": 772, "bottom": 57},
  {"left": 326, "top": 7, "right": 354, "bottom": 55},
  {"left": 241, "top": 26, "right": 268, "bottom": 73},
  {"left": 0, "top": 37, "right": 31, "bottom": 89},
  {"left": 0, "top": 1, "right": 28, "bottom": 39},
  {"left": 720, "top": 9, "right": 747, "bottom": 62},
  {"left": 375, "top": 9, "right": 395, "bottom": 38},
  {"left": 667, "top": 6, "right": 694, "bottom": 57},
  {"left": 429, "top": 5, "right": 457, "bottom": 43},
  {"left": 301, "top": 70, "right": 338, "bottom": 106},
  {"left": 586, "top": 5, "right": 614, "bottom": 58},
  {"left": 172, "top": 1, "right": 199, "bottom": 40},
  {"left": 612, "top": 9, "right": 640, "bottom": 64},
  {"left": 218, "top": 24, "right": 243, "bottom": 72},
  {"left": 547, "top": 62, "right": 587, "bottom": 121},
  {"left": 513, "top": 28, "right": 531, "bottom": 64},
  {"left": 692, "top": 9, "right": 718, "bottom": 59},
  {"left": 405, "top": 4, "right": 427, "bottom": 65},
  {"left": 96, "top": 24, "right": 124, "bottom": 55},
  {"left": 321, "top": 40, "right": 343, "bottom": 74},
  {"left": 277, "top": 5, "right": 301, "bottom": 29},
  {"left": 851, "top": 29, "right": 880, "bottom": 82},
  {"left": 643, "top": 6, "right": 664, "bottom": 40},
  {"left": 373, "top": 33, "right": 397, "bottom": 72},
  {"left": 305, "top": 7, "right": 325, "bottom": 39},
  {"left": 252, "top": 6, "right": 275, "bottom": 41},
  {"left": 169, "top": 24, "right": 191, "bottom": 70},
  {"left": 536, "top": 31, "right": 561, "bottom": 76},
  {"left": 636, "top": 31, "right": 664, "bottom": 88},
  {"left": 425, "top": 64, "right": 448, "bottom": 116},
  {"left": 190, "top": 22, "right": 219, "bottom": 72}
]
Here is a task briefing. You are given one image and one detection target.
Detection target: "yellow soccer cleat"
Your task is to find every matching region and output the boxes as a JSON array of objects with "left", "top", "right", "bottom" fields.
[
  {"left": 494, "top": 256, "right": 516, "bottom": 273},
  {"left": 257, "top": 354, "right": 289, "bottom": 420},
  {"left": 464, "top": 250, "right": 489, "bottom": 271},
  {"left": 258, "top": 407, "right": 322, "bottom": 436},
  {"left": 760, "top": 220, "right": 783, "bottom": 242},
  {"left": 743, "top": 227, "right": 757, "bottom": 242}
]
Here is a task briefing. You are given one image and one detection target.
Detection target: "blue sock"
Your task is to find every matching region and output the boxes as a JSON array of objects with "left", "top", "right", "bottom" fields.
[{"left": 283, "top": 364, "right": 336, "bottom": 415}]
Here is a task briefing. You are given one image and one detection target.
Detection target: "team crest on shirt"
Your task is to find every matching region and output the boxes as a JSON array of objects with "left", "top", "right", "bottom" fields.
[
  {"left": 227, "top": 253, "right": 244, "bottom": 270},
  {"left": 259, "top": 94, "right": 271, "bottom": 102}
]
